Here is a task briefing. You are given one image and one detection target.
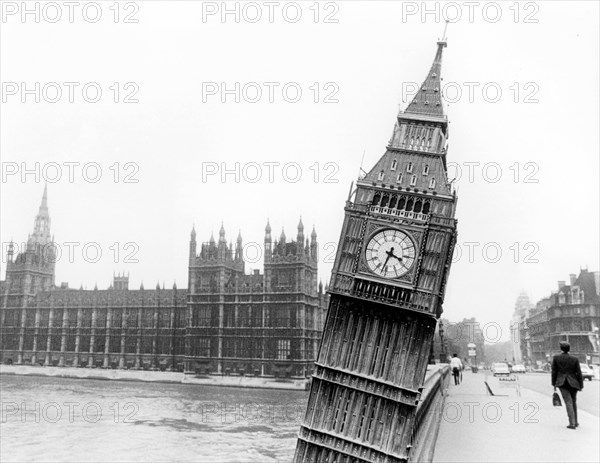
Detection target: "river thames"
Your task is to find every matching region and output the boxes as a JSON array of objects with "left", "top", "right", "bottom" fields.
[{"left": 0, "top": 375, "right": 307, "bottom": 462}]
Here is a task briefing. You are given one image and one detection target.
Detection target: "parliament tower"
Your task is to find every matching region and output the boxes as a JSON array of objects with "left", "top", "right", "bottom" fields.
[{"left": 294, "top": 39, "right": 458, "bottom": 462}]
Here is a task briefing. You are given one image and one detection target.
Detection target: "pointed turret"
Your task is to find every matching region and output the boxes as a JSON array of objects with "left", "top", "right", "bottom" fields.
[
  {"left": 219, "top": 222, "right": 226, "bottom": 243},
  {"left": 365, "top": 38, "right": 453, "bottom": 196},
  {"left": 29, "top": 183, "right": 52, "bottom": 247},
  {"left": 310, "top": 226, "right": 318, "bottom": 261},
  {"left": 405, "top": 40, "right": 447, "bottom": 117},
  {"left": 264, "top": 219, "right": 273, "bottom": 262},
  {"left": 7, "top": 240, "right": 14, "bottom": 263},
  {"left": 235, "top": 230, "right": 243, "bottom": 262},
  {"left": 189, "top": 224, "right": 197, "bottom": 259},
  {"left": 297, "top": 217, "right": 305, "bottom": 256}
]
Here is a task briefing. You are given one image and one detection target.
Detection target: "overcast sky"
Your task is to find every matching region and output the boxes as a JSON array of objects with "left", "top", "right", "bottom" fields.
[{"left": 1, "top": 1, "right": 598, "bottom": 339}]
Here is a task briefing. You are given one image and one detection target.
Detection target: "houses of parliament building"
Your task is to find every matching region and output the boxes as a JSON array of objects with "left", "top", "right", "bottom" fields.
[{"left": 0, "top": 186, "right": 328, "bottom": 379}]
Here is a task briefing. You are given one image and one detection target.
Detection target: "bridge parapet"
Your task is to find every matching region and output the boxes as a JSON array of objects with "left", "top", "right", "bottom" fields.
[{"left": 409, "top": 364, "right": 450, "bottom": 462}]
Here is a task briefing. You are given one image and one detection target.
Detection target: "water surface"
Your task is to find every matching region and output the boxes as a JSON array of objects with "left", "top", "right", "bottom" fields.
[{"left": 0, "top": 375, "right": 307, "bottom": 462}]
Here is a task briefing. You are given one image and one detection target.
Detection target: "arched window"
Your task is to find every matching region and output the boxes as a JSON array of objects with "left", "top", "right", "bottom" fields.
[
  {"left": 388, "top": 196, "right": 397, "bottom": 209},
  {"left": 406, "top": 199, "right": 414, "bottom": 212},
  {"left": 381, "top": 195, "right": 389, "bottom": 208},
  {"left": 398, "top": 197, "right": 406, "bottom": 210},
  {"left": 372, "top": 193, "right": 381, "bottom": 205},
  {"left": 414, "top": 201, "right": 422, "bottom": 213},
  {"left": 423, "top": 202, "right": 431, "bottom": 214}
]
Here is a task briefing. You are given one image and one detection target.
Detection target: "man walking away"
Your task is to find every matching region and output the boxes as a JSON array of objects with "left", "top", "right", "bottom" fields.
[
  {"left": 551, "top": 341, "right": 584, "bottom": 429},
  {"left": 450, "top": 353, "right": 463, "bottom": 385}
]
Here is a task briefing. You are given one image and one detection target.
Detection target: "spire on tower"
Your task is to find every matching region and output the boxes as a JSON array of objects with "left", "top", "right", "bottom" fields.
[
  {"left": 404, "top": 37, "right": 447, "bottom": 117},
  {"left": 219, "top": 222, "right": 226, "bottom": 241},
  {"left": 29, "top": 184, "right": 52, "bottom": 247},
  {"left": 297, "top": 217, "right": 305, "bottom": 255},
  {"left": 40, "top": 182, "right": 48, "bottom": 212}
]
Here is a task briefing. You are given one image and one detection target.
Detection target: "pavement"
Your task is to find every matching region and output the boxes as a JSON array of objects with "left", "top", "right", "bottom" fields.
[{"left": 432, "top": 371, "right": 600, "bottom": 463}]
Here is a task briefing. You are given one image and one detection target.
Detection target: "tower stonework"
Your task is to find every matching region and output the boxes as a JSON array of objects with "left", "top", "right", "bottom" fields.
[{"left": 294, "top": 40, "right": 458, "bottom": 463}]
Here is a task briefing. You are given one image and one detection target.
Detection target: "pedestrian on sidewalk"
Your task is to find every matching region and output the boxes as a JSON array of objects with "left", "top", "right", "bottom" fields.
[
  {"left": 450, "top": 353, "right": 463, "bottom": 385},
  {"left": 551, "top": 341, "right": 584, "bottom": 430}
]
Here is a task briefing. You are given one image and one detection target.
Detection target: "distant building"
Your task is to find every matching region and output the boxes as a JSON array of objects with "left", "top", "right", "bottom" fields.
[
  {"left": 511, "top": 291, "right": 533, "bottom": 364},
  {"left": 0, "top": 187, "right": 328, "bottom": 380},
  {"left": 186, "top": 220, "right": 327, "bottom": 378},
  {"left": 521, "top": 271, "right": 600, "bottom": 366}
]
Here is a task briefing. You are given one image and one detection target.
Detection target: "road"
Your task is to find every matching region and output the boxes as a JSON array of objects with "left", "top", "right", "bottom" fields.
[{"left": 516, "top": 371, "right": 599, "bottom": 417}]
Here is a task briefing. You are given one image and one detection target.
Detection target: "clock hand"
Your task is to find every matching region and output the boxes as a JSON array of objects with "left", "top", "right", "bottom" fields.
[
  {"left": 383, "top": 253, "right": 391, "bottom": 268},
  {"left": 389, "top": 250, "right": 403, "bottom": 262}
]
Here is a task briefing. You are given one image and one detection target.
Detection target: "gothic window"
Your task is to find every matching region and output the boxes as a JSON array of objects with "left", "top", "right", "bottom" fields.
[
  {"left": 373, "top": 193, "right": 381, "bottom": 205},
  {"left": 423, "top": 202, "right": 431, "bottom": 214},
  {"left": 391, "top": 160, "right": 397, "bottom": 171},
  {"left": 414, "top": 200, "right": 422, "bottom": 213},
  {"left": 381, "top": 196, "right": 389, "bottom": 208},
  {"left": 388, "top": 196, "right": 397, "bottom": 209},
  {"left": 410, "top": 175, "right": 417, "bottom": 186},
  {"left": 406, "top": 199, "right": 414, "bottom": 212},
  {"left": 396, "top": 174, "right": 403, "bottom": 184},
  {"left": 406, "top": 162, "right": 413, "bottom": 173},
  {"left": 377, "top": 171, "right": 385, "bottom": 181},
  {"left": 398, "top": 197, "right": 406, "bottom": 210},
  {"left": 429, "top": 178, "right": 436, "bottom": 189},
  {"left": 277, "top": 339, "right": 291, "bottom": 360},
  {"left": 423, "top": 164, "right": 429, "bottom": 175}
]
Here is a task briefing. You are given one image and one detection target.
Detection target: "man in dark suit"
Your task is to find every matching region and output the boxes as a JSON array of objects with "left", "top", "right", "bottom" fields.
[{"left": 551, "top": 341, "right": 584, "bottom": 429}]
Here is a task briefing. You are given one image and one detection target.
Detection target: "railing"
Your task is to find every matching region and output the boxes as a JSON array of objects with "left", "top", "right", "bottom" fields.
[
  {"left": 409, "top": 364, "right": 450, "bottom": 462},
  {"left": 369, "top": 206, "right": 429, "bottom": 222}
]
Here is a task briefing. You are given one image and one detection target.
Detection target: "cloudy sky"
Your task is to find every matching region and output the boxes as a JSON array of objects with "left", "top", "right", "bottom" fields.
[{"left": 1, "top": 1, "right": 598, "bottom": 338}]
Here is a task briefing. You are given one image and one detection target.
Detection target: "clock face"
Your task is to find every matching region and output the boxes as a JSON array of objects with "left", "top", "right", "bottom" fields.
[{"left": 365, "top": 229, "right": 416, "bottom": 279}]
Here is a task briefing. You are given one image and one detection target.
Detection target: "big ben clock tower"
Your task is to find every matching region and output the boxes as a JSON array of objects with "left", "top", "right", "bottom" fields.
[{"left": 294, "top": 38, "right": 458, "bottom": 463}]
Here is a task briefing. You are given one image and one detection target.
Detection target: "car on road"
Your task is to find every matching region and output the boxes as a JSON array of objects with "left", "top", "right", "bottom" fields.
[
  {"left": 511, "top": 364, "right": 526, "bottom": 373},
  {"left": 492, "top": 362, "right": 511, "bottom": 376},
  {"left": 580, "top": 364, "right": 595, "bottom": 381}
]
